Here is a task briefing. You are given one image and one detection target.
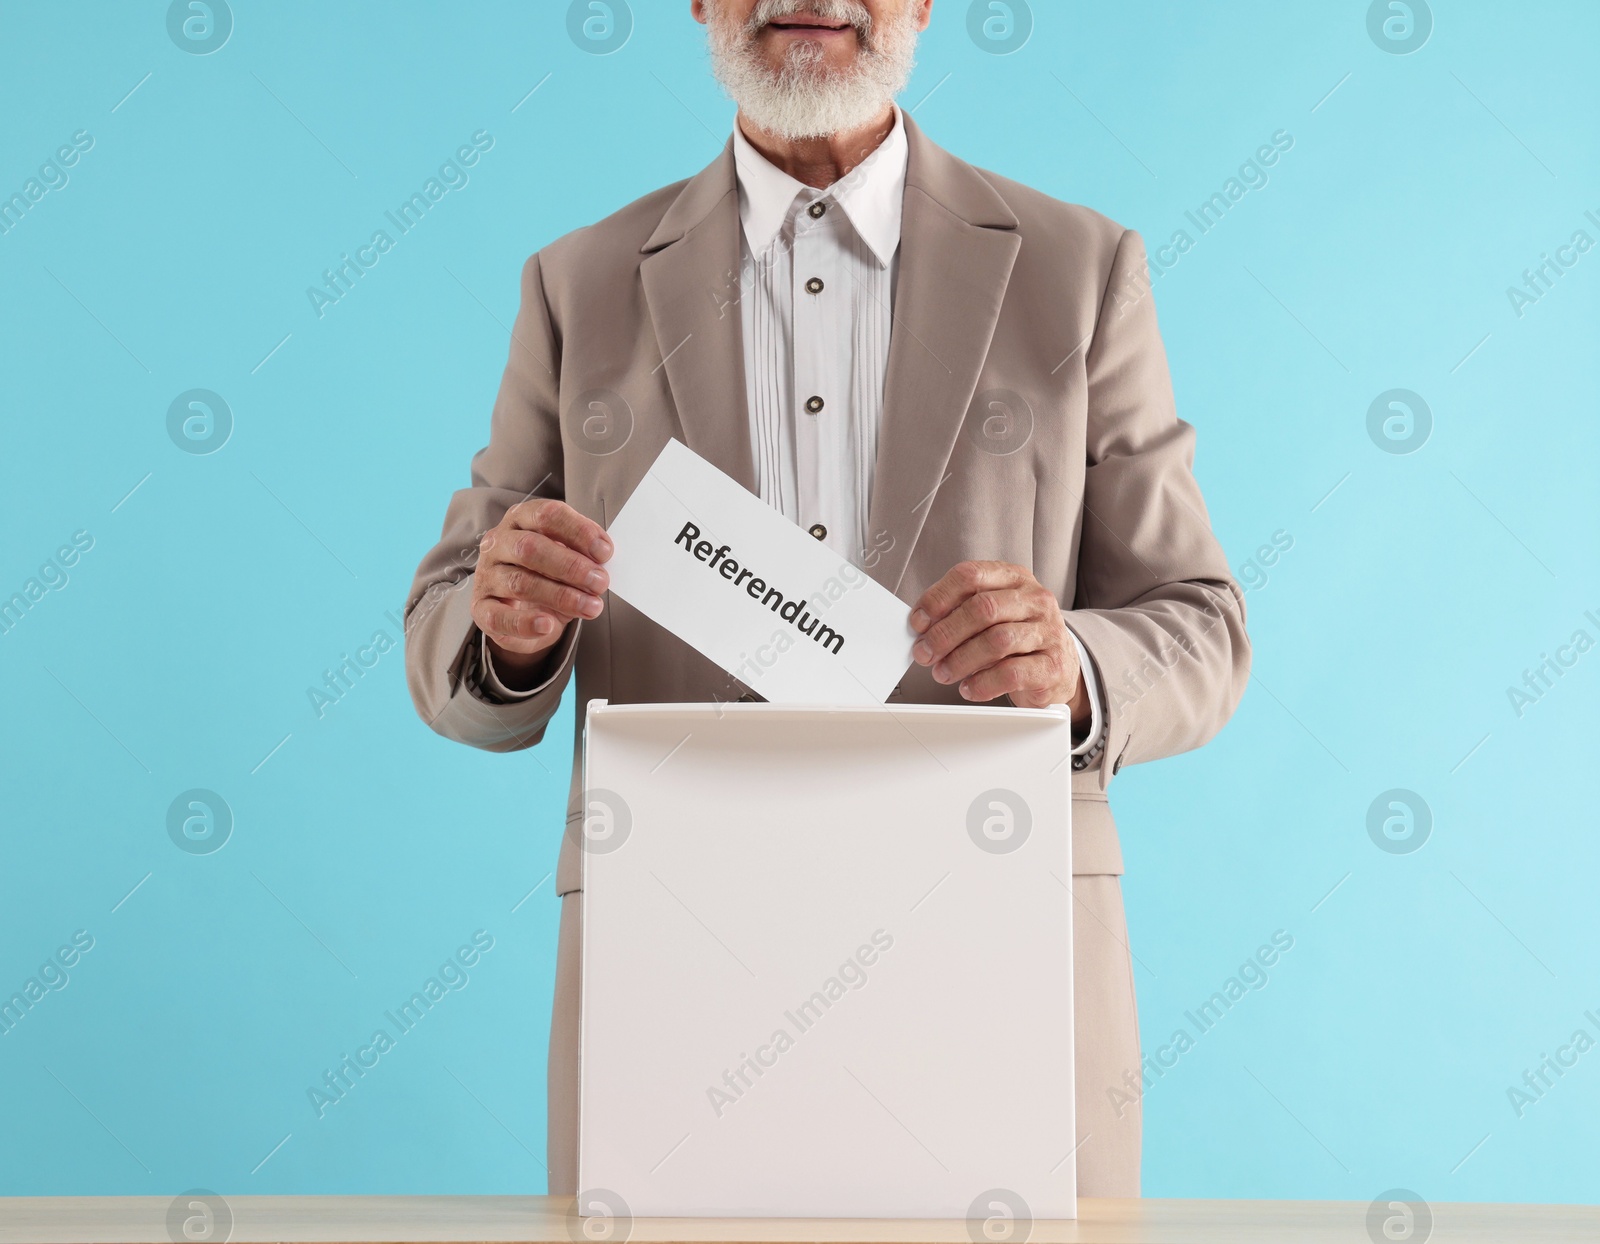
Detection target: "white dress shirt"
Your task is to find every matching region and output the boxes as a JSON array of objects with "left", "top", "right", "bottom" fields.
[
  {"left": 732, "top": 101, "right": 903, "bottom": 565},
  {"left": 480, "top": 107, "right": 1104, "bottom": 757}
]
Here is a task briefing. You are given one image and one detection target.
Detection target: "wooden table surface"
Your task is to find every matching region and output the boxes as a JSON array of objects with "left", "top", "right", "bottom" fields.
[{"left": 2, "top": 1195, "right": 1596, "bottom": 1244}]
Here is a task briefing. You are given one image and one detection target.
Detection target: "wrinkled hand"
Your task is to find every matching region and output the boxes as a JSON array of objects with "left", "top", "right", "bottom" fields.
[
  {"left": 910, "top": 561, "right": 1088, "bottom": 719},
  {"left": 472, "top": 499, "right": 612, "bottom": 686}
]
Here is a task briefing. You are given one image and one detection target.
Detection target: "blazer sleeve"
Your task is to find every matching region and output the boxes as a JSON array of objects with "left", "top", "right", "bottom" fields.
[
  {"left": 403, "top": 250, "right": 580, "bottom": 753},
  {"left": 1061, "top": 228, "right": 1252, "bottom": 792}
]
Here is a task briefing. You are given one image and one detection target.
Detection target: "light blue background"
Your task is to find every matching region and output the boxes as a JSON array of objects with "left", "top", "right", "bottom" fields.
[{"left": 2, "top": 0, "right": 1597, "bottom": 1208}]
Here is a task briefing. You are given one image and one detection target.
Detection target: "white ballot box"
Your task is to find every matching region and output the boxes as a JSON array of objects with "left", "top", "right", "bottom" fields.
[{"left": 577, "top": 700, "right": 1076, "bottom": 1221}]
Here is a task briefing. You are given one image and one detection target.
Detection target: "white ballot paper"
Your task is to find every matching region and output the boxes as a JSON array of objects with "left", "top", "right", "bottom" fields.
[{"left": 603, "top": 438, "right": 915, "bottom": 705}]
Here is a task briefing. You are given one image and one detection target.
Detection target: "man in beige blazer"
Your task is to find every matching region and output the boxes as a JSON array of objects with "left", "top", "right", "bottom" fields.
[{"left": 406, "top": 0, "right": 1250, "bottom": 1199}]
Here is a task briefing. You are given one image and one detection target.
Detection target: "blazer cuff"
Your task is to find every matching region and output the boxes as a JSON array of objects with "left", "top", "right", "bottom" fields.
[
  {"left": 1052, "top": 607, "right": 1141, "bottom": 793},
  {"left": 477, "top": 624, "right": 580, "bottom": 703},
  {"left": 406, "top": 574, "right": 580, "bottom": 752}
]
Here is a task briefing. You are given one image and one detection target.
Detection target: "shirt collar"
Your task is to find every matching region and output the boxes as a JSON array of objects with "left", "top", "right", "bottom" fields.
[{"left": 732, "top": 104, "right": 908, "bottom": 269}]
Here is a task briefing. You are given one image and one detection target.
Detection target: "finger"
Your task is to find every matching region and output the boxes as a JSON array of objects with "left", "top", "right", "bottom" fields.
[
  {"left": 910, "top": 561, "right": 1032, "bottom": 633},
  {"left": 486, "top": 529, "right": 609, "bottom": 596},
  {"left": 958, "top": 651, "right": 1065, "bottom": 705},
  {"left": 473, "top": 597, "right": 562, "bottom": 645},
  {"left": 478, "top": 562, "right": 604, "bottom": 620},
  {"left": 932, "top": 619, "right": 1055, "bottom": 686},
  {"left": 505, "top": 498, "right": 613, "bottom": 562},
  {"left": 912, "top": 588, "right": 1035, "bottom": 667}
]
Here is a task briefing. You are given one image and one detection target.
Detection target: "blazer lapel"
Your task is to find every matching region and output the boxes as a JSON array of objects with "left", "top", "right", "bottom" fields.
[
  {"left": 865, "top": 113, "right": 1021, "bottom": 597},
  {"left": 637, "top": 117, "right": 1021, "bottom": 598},
  {"left": 639, "top": 141, "right": 757, "bottom": 494}
]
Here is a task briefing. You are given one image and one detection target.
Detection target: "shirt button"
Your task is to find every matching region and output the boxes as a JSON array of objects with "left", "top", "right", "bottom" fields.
[
  {"left": 808, "top": 523, "right": 827, "bottom": 540},
  {"left": 808, "top": 201, "right": 827, "bottom": 219},
  {"left": 805, "top": 277, "right": 824, "bottom": 295},
  {"left": 804, "top": 395, "right": 824, "bottom": 414}
]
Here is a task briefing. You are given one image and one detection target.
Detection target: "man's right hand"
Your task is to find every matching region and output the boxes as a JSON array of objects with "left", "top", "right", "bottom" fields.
[{"left": 471, "top": 498, "right": 613, "bottom": 690}]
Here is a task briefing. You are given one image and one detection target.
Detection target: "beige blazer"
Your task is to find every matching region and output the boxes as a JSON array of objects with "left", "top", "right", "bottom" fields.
[{"left": 404, "top": 112, "right": 1251, "bottom": 899}]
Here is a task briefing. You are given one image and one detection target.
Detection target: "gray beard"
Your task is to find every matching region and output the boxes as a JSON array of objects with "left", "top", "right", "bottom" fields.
[{"left": 707, "top": 0, "right": 920, "bottom": 141}]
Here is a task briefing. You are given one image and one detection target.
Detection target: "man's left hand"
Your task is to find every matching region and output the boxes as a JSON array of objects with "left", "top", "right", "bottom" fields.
[{"left": 910, "top": 561, "right": 1089, "bottom": 722}]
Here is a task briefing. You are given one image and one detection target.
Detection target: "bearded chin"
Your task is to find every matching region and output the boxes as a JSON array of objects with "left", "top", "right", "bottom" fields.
[{"left": 708, "top": 13, "right": 919, "bottom": 141}]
